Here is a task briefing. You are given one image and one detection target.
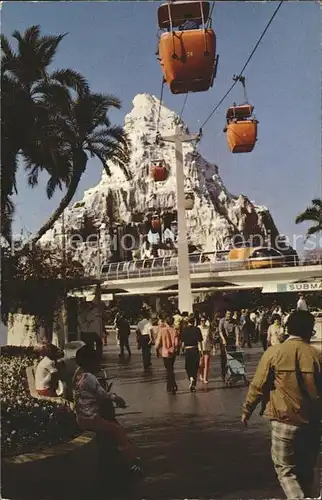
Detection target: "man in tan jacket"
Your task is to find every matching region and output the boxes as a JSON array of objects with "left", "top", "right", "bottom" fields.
[{"left": 242, "top": 310, "right": 321, "bottom": 499}]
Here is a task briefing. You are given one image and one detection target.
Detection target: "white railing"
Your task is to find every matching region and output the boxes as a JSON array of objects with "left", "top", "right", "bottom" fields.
[{"left": 99, "top": 253, "right": 322, "bottom": 281}]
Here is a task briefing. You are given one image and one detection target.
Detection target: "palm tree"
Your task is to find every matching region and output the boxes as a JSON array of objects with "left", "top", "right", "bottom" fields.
[
  {"left": 24, "top": 91, "right": 131, "bottom": 246},
  {"left": 295, "top": 198, "right": 322, "bottom": 240},
  {"left": 1, "top": 25, "right": 89, "bottom": 240}
]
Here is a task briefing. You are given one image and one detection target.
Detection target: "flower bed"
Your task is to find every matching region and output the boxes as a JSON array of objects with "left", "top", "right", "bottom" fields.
[{"left": 1, "top": 346, "right": 80, "bottom": 458}]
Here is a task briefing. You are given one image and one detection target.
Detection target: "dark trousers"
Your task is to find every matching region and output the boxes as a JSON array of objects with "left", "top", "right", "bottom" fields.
[
  {"left": 163, "top": 357, "right": 176, "bottom": 392},
  {"left": 260, "top": 333, "right": 268, "bottom": 351},
  {"left": 141, "top": 335, "right": 152, "bottom": 369},
  {"left": 119, "top": 334, "right": 131, "bottom": 356},
  {"left": 184, "top": 348, "right": 200, "bottom": 382},
  {"left": 220, "top": 342, "right": 236, "bottom": 379},
  {"left": 241, "top": 336, "right": 252, "bottom": 348}
]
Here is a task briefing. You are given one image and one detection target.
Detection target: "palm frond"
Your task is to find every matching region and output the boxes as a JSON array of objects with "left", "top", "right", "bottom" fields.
[
  {"left": 11, "top": 29, "right": 24, "bottom": 45},
  {"left": 311, "top": 198, "right": 322, "bottom": 209},
  {"left": 50, "top": 69, "right": 89, "bottom": 95},
  {"left": 37, "top": 34, "right": 67, "bottom": 67},
  {"left": 23, "top": 25, "right": 41, "bottom": 45},
  {"left": 306, "top": 225, "right": 321, "bottom": 237},
  {"left": 1, "top": 34, "right": 15, "bottom": 62},
  {"left": 46, "top": 176, "right": 62, "bottom": 199},
  {"left": 32, "top": 82, "right": 71, "bottom": 112},
  {"left": 27, "top": 166, "right": 40, "bottom": 187},
  {"left": 295, "top": 208, "right": 320, "bottom": 225}
]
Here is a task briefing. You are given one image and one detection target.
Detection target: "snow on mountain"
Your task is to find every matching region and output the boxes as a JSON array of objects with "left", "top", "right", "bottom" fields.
[{"left": 41, "top": 93, "right": 279, "bottom": 274}]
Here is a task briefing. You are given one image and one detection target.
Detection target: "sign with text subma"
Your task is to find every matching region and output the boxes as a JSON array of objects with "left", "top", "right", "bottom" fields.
[
  {"left": 263, "top": 282, "right": 322, "bottom": 293},
  {"left": 278, "top": 282, "right": 322, "bottom": 292}
]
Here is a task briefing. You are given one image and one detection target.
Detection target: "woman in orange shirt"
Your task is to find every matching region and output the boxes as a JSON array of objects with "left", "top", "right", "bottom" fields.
[{"left": 155, "top": 314, "right": 179, "bottom": 395}]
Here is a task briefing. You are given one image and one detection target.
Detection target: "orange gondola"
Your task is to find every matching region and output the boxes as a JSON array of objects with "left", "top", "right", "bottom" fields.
[
  {"left": 226, "top": 120, "right": 258, "bottom": 153},
  {"left": 224, "top": 77, "right": 258, "bottom": 154},
  {"left": 158, "top": 1, "right": 210, "bottom": 29},
  {"left": 150, "top": 160, "right": 168, "bottom": 182},
  {"left": 157, "top": 1, "right": 218, "bottom": 94}
]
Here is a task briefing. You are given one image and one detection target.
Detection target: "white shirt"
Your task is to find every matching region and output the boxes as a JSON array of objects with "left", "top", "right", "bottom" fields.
[
  {"left": 267, "top": 324, "right": 284, "bottom": 346},
  {"left": 163, "top": 228, "right": 175, "bottom": 242},
  {"left": 35, "top": 356, "right": 57, "bottom": 391},
  {"left": 250, "top": 312, "right": 257, "bottom": 323},
  {"left": 297, "top": 298, "right": 308, "bottom": 311},
  {"left": 137, "top": 319, "right": 153, "bottom": 336},
  {"left": 147, "top": 230, "right": 160, "bottom": 245}
]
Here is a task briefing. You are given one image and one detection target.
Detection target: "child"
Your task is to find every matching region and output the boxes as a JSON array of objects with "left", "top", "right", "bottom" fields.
[
  {"left": 35, "top": 343, "right": 64, "bottom": 397},
  {"left": 72, "top": 345, "right": 142, "bottom": 476}
]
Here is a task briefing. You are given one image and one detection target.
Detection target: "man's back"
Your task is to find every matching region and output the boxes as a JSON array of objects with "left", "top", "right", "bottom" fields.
[
  {"left": 297, "top": 298, "right": 308, "bottom": 311},
  {"left": 257, "top": 339, "right": 322, "bottom": 425},
  {"left": 119, "top": 318, "right": 130, "bottom": 336},
  {"left": 137, "top": 318, "right": 152, "bottom": 335}
]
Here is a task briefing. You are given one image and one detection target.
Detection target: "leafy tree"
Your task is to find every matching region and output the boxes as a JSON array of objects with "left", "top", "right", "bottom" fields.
[
  {"left": 1, "top": 243, "right": 84, "bottom": 339},
  {"left": 1, "top": 25, "right": 89, "bottom": 241},
  {"left": 25, "top": 91, "right": 131, "bottom": 246},
  {"left": 295, "top": 198, "right": 322, "bottom": 240}
]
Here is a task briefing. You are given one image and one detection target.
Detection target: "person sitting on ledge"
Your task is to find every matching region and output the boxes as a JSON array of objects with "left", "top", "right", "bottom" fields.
[
  {"left": 72, "top": 345, "right": 142, "bottom": 476},
  {"left": 35, "top": 343, "right": 64, "bottom": 397}
]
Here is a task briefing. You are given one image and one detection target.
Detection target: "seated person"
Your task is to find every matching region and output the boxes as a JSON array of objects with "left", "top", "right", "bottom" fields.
[
  {"left": 72, "top": 345, "right": 142, "bottom": 476},
  {"left": 35, "top": 343, "right": 64, "bottom": 397}
]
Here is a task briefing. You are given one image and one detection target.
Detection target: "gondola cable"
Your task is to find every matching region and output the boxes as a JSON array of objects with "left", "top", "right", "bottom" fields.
[
  {"left": 179, "top": 93, "right": 188, "bottom": 121},
  {"left": 206, "top": 0, "right": 215, "bottom": 28},
  {"left": 178, "top": 1, "right": 215, "bottom": 122},
  {"left": 199, "top": 0, "right": 284, "bottom": 130},
  {"left": 155, "top": 77, "right": 165, "bottom": 143}
]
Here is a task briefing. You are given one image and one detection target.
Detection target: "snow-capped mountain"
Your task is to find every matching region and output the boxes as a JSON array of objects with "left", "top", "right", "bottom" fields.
[{"left": 41, "top": 93, "right": 280, "bottom": 274}]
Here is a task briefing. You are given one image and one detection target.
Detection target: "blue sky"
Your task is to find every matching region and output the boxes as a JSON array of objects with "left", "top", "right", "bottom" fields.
[{"left": 3, "top": 1, "right": 321, "bottom": 253}]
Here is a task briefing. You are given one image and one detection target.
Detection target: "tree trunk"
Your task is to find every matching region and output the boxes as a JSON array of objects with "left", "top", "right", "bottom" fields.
[
  {"left": 25, "top": 151, "right": 89, "bottom": 249},
  {"left": 29, "top": 170, "right": 82, "bottom": 247}
]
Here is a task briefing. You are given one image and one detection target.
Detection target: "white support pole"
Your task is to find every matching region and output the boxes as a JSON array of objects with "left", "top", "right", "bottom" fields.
[{"left": 161, "top": 125, "right": 199, "bottom": 314}]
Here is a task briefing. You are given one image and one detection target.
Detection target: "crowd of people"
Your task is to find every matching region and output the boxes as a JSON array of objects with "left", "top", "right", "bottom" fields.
[
  {"left": 32, "top": 292, "right": 321, "bottom": 499},
  {"left": 112, "top": 298, "right": 309, "bottom": 393}
]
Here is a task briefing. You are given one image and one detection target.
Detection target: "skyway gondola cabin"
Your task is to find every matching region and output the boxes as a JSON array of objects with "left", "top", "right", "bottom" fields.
[
  {"left": 224, "top": 103, "right": 258, "bottom": 153},
  {"left": 157, "top": 1, "right": 219, "bottom": 94},
  {"left": 150, "top": 159, "right": 168, "bottom": 182}
]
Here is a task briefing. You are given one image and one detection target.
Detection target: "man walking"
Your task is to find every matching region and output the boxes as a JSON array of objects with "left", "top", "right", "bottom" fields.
[
  {"left": 136, "top": 312, "right": 154, "bottom": 371},
  {"left": 297, "top": 293, "right": 308, "bottom": 311},
  {"left": 242, "top": 310, "right": 322, "bottom": 499},
  {"left": 118, "top": 313, "right": 131, "bottom": 359}
]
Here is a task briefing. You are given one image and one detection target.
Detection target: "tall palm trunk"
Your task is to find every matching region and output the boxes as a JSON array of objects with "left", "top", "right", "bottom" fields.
[
  {"left": 27, "top": 153, "right": 87, "bottom": 248},
  {"left": 29, "top": 170, "right": 82, "bottom": 246}
]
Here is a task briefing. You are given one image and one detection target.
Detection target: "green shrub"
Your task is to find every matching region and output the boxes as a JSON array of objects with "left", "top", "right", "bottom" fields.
[
  {"left": 0, "top": 345, "right": 40, "bottom": 358},
  {"left": 1, "top": 351, "right": 79, "bottom": 458}
]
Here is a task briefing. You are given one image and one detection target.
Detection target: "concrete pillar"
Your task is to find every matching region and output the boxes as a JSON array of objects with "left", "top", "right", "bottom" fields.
[{"left": 162, "top": 126, "right": 199, "bottom": 314}]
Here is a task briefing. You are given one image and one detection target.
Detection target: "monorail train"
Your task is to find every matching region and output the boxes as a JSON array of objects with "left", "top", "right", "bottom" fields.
[{"left": 101, "top": 246, "right": 297, "bottom": 278}]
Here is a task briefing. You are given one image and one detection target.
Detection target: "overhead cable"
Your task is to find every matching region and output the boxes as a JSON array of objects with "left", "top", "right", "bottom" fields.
[
  {"left": 199, "top": 0, "right": 284, "bottom": 129},
  {"left": 178, "top": 1, "right": 216, "bottom": 122},
  {"left": 179, "top": 93, "right": 188, "bottom": 120}
]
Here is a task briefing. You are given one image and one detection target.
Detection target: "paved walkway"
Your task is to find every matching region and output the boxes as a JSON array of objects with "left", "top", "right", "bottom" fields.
[{"left": 101, "top": 339, "right": 284, "bottom": 499}]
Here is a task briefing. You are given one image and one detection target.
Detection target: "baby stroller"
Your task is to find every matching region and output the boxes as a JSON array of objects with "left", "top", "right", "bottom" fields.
[{"left": 225, "top": 347, "right": 249, "bottom": 387}]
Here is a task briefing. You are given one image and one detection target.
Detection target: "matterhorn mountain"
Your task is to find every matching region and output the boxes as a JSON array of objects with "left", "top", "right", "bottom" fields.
[{"left": 41, "top": 93, "right": 280, "bottom": 275}]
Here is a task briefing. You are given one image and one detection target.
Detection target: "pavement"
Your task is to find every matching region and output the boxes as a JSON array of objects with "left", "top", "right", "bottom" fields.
[{"left": 100, "top": 338, "right": 287, "bottom": 500}]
